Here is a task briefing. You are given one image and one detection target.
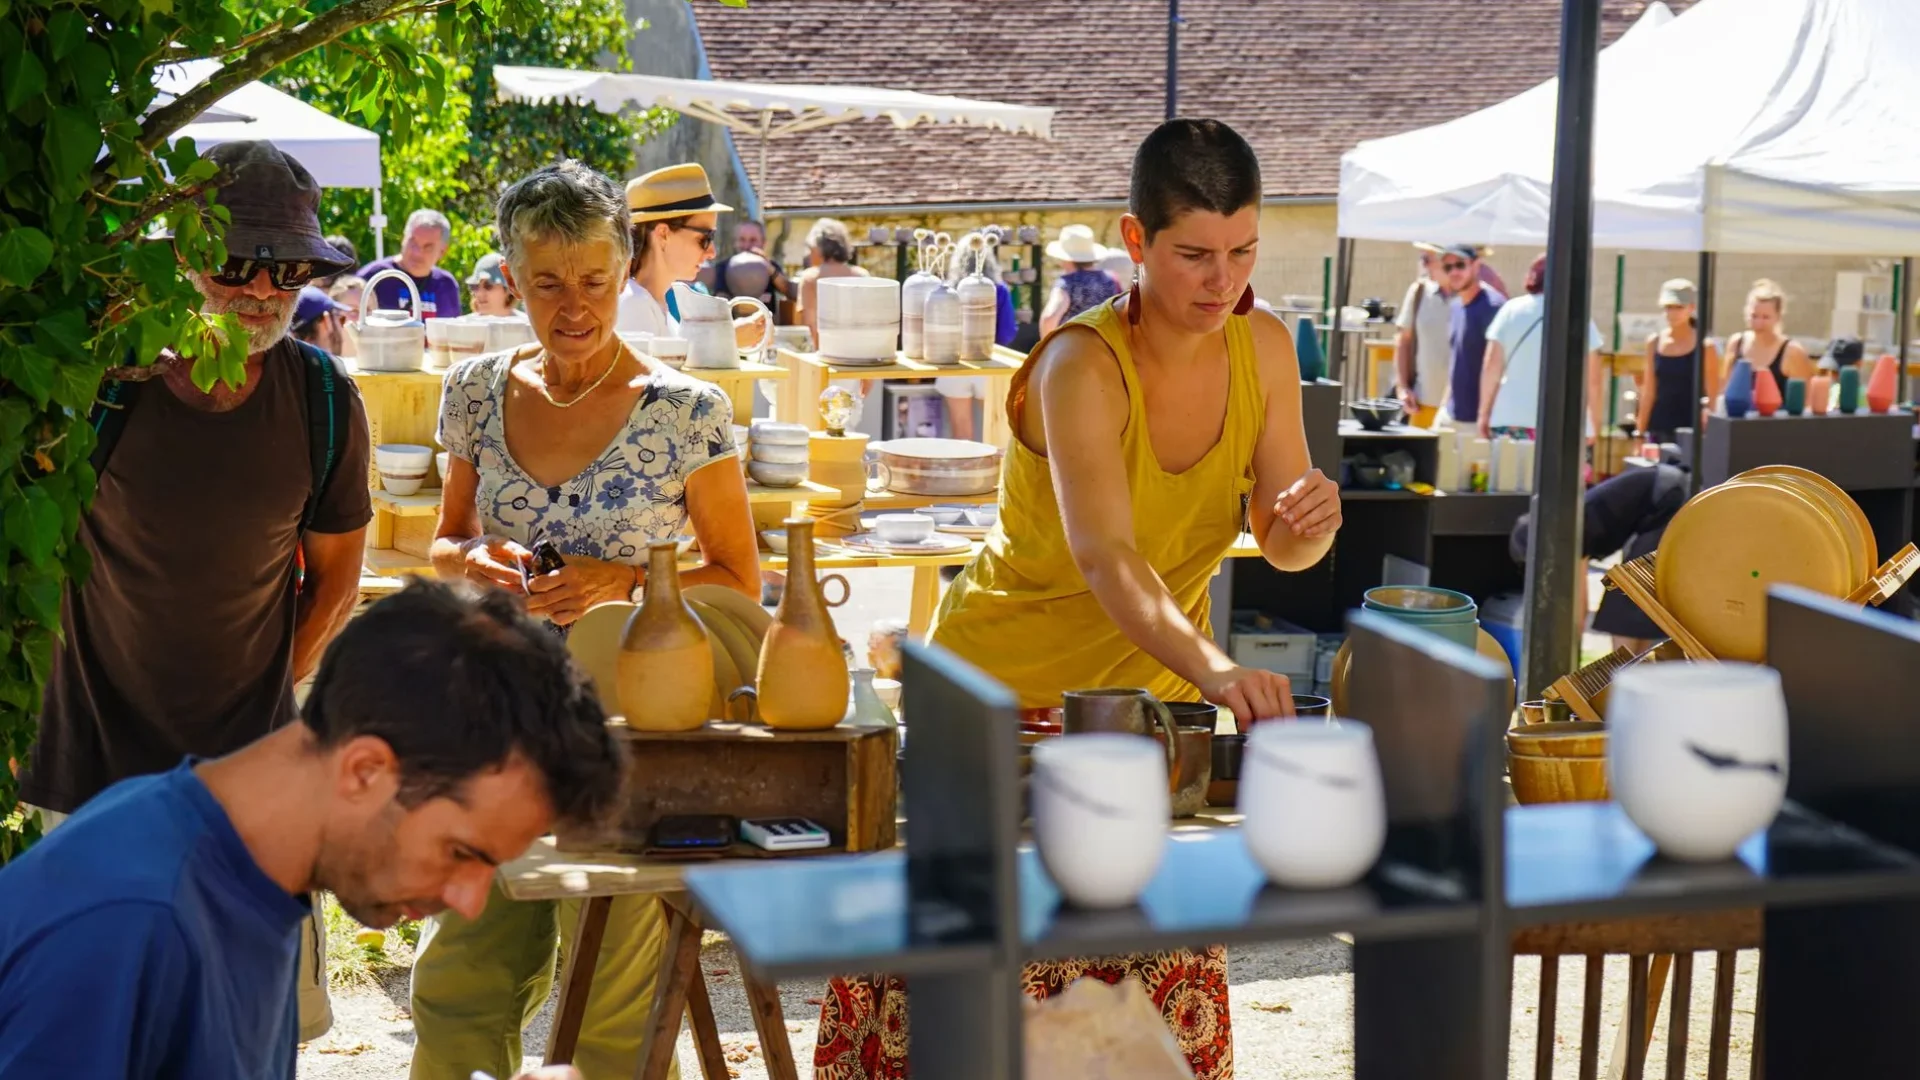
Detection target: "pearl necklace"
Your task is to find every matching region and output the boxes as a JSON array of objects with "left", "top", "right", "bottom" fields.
[{"left": 533, "top": 348, "right": 624, "bottom": 409}]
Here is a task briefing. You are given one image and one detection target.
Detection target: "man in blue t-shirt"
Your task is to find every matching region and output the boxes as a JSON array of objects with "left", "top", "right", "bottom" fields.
[
  {"left": 1437, "top": 243, "right": 1507, "bottom": 425},
  {"left": 357, "top": 208, "right": 464, "bottom": 319},
  {"left": 0, "top": 582, "right": 623, "bottom": 1080}
]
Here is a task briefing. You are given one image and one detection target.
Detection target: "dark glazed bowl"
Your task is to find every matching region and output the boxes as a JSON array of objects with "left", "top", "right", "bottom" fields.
[{"left": 1348, "top": 398, "right": 1405, "bottom": 432}]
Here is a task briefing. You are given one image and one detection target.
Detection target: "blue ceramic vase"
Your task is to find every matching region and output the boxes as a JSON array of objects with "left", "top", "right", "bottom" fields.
[
  {"left": 1295, "top": 316, "right": 1326, "bottom": 381},
  {"left": 1722, "top": 358, "right": 1755, "bottom": 418}
]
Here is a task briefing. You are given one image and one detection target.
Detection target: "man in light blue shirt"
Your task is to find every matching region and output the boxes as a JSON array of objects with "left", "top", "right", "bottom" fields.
[{"left": 1479, "top": 253, "right": 1605, "bottom": 441}]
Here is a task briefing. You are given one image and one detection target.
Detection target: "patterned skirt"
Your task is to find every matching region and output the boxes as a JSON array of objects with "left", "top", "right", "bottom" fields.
[{"left": 812, "top": 946, "right": 1232, "bottom": 1080}]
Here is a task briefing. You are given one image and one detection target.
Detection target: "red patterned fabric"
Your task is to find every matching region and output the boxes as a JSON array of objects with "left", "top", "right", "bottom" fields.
[{"left": 814, "top": 947, "right": 1232, "bottom": 1080}]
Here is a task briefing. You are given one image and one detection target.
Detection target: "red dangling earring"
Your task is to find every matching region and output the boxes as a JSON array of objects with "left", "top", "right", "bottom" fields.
[
  {"left": 1127, "top": 265, "right": 1143, "bottom": 325},
  {"left": 1233, "top": 284, "right": 1255, "bottom": 316}
]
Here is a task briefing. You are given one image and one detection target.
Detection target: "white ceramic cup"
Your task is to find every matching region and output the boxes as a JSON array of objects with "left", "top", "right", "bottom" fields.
[
  {"left": 1608, "top": 662, "right": 1788, "bottom": 862},
  {"left": 874, "top": 513, "right": 935, "bottom": 544},
  {"left": 1031, "top": 734, "right": 1169, "bottom": 908},
  {"left": 1239, "top": 719, "right": 1386, "bottom": 889}
]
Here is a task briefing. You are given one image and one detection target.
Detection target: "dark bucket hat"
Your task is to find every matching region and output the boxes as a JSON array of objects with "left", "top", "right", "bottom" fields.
[{"left": 202, "top": 141, "right": 353, "bottom": 271}]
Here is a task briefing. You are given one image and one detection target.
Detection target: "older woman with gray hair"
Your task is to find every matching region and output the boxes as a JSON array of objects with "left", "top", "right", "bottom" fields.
[{"left": 412, "top": 159, "right": 758, "bottom": 1080}]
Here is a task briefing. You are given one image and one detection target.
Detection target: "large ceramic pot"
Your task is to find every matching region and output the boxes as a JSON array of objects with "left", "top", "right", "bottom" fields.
[
  {"left": 755, "top": 518, "right": 852, "bottom": 729},
  {"left": 1361, "top": 586, "right": 1480, "bottom": 651},
  {"left": 617, "top": 542, "right": 713, "bottom": 732},
  {"left": 867, "top": 438, "right": 1002, "bottom": 496},
  {"left": 1607, "top": 662, "right": 1787, "bottom": 862}
]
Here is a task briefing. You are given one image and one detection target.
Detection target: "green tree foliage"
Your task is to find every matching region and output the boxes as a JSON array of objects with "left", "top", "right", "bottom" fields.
[
  {"left": 0, "top": 0, "right": 558, "bottom": 861},
  {"left": 262, "top": 0, "right": 672, "bottom": 283}
]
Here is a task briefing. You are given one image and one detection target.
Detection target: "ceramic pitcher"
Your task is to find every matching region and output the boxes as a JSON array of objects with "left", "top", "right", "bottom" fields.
[
  {"left": 756, "top": 518, "right": 852, "bottom": 729},
  {"left": 1062, "top": 688, "right": 1182, "bottom": 789},
  {"left": 617, "top": 541, "right": 713, "bottom": 732},
  {"left": 676, "top": 283, "right": 773, "bottom": 370}
]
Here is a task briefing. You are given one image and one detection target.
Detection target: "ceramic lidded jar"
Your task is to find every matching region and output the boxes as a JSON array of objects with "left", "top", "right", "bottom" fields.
[
  {"left": 756, "top": 518, "right": 852, "bottom": 729},
  {"left": 617, "top": 541, "right": 713, "bottom": 732}
]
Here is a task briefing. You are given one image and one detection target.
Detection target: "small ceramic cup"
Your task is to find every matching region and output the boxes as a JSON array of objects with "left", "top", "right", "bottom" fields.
[
  {"left": 1607, "top": 662, "right": 1787, "bottom": 862},
  {"left": 1239, "top": 719, "right": 1386, "bottom": 889},
  {"left": 1031, "top": 734, "right": 1169, "bottom": 908},
  {"left": 874, "top": 513, "right": 935, "bottom": 544}
]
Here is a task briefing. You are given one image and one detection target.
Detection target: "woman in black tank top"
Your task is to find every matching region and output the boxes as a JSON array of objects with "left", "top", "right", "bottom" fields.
[
  {"left": 1636, "top": 279, "right": 1721, "bottom": 447},
  {"left": 1728, "top": 278, "right": 1813, "bottom": 390}
]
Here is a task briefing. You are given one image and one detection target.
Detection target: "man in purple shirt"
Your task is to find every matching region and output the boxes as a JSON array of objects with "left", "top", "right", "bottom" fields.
[
  {"left": 357, "top": 208, "right": 463, "bottom": 319},
  {"left": 1438, "top": 243, "right": 1506, "bottom": 424}
]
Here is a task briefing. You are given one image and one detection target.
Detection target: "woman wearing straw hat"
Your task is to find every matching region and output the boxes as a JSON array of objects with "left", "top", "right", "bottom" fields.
[
  {"left": 619, "top": 162, "right": 767, "bottom": 346},
  {"left": 1039, "top": 223, "right": 1122, "bottom": 334}
]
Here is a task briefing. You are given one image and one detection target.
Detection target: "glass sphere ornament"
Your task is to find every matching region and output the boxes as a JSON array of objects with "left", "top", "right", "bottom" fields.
[{"left": 819, "top": 385, "right": 861, "bottom": 436}]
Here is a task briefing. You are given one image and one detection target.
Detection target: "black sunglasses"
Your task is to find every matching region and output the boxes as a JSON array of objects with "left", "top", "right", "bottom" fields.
[
  {"left": 209, "top": 257, "right": 324, "bottom": 291},
  {"left": 1440, "top": 259, "right": 1469, "bottom": 272},
  {"left": 670, "top": 224, "right": 718, "bottom": 250}
]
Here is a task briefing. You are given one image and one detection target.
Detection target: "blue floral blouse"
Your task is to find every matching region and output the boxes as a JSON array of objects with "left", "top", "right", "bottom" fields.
[{"left": 437, "top": 350, "right": 737, "bottom": 566}]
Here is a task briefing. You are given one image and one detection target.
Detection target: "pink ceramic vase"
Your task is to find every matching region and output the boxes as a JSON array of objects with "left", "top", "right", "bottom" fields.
[
  {"left": 1752, "top": 369, "right": 1783, "bottom": 417},
  {"left": 1807, "top": 373, "right": 1832, "bottom": 415},
  {"left": 1867, "top": 354, "right": 1899, "bottom": 413}
]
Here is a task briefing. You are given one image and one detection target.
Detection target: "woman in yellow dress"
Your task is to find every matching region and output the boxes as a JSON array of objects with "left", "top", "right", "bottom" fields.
[{"left": 814, "top": 118, "right": 1341, "bottom": 1080}]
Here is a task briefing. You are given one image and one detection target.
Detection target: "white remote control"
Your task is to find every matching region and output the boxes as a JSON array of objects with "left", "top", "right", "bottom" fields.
[{"left": 740, "top": 817, "right": 832, "bottom": 852}]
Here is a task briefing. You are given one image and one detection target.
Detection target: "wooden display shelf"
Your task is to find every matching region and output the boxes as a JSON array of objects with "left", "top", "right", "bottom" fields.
[
  {"left": 860, "top": 490, "right": 998, "bottom": 511},
  {"left": 774, "top": 344, "right": 1028, "bottom": 447},
  {"left": 745, "top": 478, "right": 840, "bottom": 503},
  {"left": 370, "top": 488, "right": 443, "bottom": 518},
  {"left": 363, "top": 545, "right": 434, "bottom": 575}
]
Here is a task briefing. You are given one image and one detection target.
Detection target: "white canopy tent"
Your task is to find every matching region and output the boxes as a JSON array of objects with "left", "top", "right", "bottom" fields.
[
  {"left": 1338, "top": 0, "right": 1920, "bottom": 256},
  {"left": 154, "top": 60, "right": 388, "bottom": 257},
  {"left": 491, "top": 65, "right": 1055, "bottom": 206}
]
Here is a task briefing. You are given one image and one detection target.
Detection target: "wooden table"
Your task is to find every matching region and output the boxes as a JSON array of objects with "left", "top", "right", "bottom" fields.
[
  {"left": 498, "top": 838, "right": 803, "bottom": 1080},
  {"left": 772, "top": 346, "right": 1027, "bottom": 445}
]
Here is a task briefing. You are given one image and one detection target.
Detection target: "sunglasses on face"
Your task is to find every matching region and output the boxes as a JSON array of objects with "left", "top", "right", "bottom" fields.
[
  {"left": 1440, "top": 259, "right": 1469, "bottom": 272},
  {"left": 671, "top": 224, "right": 718, "bottom": 251},
  {"left": 208, "top": 257, "right": 323, "bottom": 291}
]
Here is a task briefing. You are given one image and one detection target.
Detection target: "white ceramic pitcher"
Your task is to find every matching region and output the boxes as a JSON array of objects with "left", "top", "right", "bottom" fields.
[
  {"left": 675, "top": 283, "right": 772, "bottom": 370},
  {"left": 354, "top": 269, "right": 427, "bottom": 372}
]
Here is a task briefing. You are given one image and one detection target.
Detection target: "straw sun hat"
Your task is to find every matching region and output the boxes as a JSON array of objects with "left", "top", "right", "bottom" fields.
[
  {"left": 626, "top": 163, "right": 732, "bottom": 223},
  {"left": 1046, "top": 224, "right": 1108, "bottom": 264}
]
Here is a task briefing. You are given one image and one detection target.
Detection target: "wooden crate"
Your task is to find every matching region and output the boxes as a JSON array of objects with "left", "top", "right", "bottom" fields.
[{"left": 555, "top": 721, "right": 899, "bottom": 856}]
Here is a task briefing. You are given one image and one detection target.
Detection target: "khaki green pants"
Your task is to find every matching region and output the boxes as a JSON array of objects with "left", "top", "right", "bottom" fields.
[
  {"left": 31, "top": 804, "right": 335, "bottom": 1041},
  {"left": 408, "top": 879, "right": 678, "bottom": 1080}
]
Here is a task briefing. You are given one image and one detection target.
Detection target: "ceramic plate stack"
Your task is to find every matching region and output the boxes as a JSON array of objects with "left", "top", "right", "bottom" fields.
[
  {"left": 1654, "top": 465, "right": 1877, "bottom": 662},
  {"left": 817, "top": 278, "right": 900, "bottom": 365}
]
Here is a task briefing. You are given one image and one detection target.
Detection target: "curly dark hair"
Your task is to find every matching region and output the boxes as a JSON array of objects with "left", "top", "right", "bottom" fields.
[
  {"left": 300, "top": 579, "right": 626, "bottom": 829},
  {"left": 1129, "top": 118, "right": 1263, "bottom": 240}
]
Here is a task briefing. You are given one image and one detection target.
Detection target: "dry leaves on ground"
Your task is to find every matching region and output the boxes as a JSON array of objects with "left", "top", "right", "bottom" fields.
[{"left": 1249, "top": 1001, "right": 1293, "bottom": 1014}]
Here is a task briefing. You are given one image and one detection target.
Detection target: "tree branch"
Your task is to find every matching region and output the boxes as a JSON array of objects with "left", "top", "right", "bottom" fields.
[{"left": 103, "top": 174, "right": 223, "bottom": 249}]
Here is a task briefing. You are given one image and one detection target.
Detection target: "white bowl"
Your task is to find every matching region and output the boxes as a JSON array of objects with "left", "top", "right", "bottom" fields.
[
  {"left": 748, "top": 460, "right": 809, "bottom": 488},
  {"left": 874, "top": 513, "right": 935, "bottom": 543},
  {"left": 818, "top": 325, "right": 900, "bottom": 362},
  {"left": 1239, "top": 719, "right": 1385, "bottom": 889},
  {"left": 749, "top": 441, "right": 811, "bottom": 466},
  {"left": 964, "top": 506, "right": 1000, "bottom": 528},
  {"left": 375, "top": 443, "right": 434, "bottom": 471},
  {"left": 1032, "top": 734, "right": 1168, "bottom": 908},
  {"left": 872, "top": 677, "right": 902, "bottom": 712},
  {"left": 923, "top": 505, "right": 971, "bottom": 526},
  {"left": 760, "top": 529, "right": 790, "bottom": 554},
  {"left": 380, "top": 473, "right": 424, "bottom": 496},
  {"left": 1607, "top": 662, "right": 1787, "bottom": 862},
  {"left": 673, "top": 535, "right": 695, "bottom": 558},
  {"left": 750, "top": 420, "right": 811, "bottom": 446}
]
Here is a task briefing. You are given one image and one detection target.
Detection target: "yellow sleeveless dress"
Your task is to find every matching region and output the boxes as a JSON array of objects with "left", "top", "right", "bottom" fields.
[{"left": 929, "top": 299, "right": 1263, "bottom": 707}]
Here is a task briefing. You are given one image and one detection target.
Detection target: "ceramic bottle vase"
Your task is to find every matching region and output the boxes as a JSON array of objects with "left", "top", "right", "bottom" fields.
[
  {"left": 845, "top": 667, "right": 898, "bottom": 726},
  {"left": 1752, "top": 369, "right": 1783, "bottom": 417},
  {"left": 1838, "top": 367, "right": 1861, "bottom": 414},
  {"left": 1295, "top": 316, "right": 1326, "bottom": 381},
  {"left": 617, "top": 541, "right": 714, "bottom": 732},
  {"left": 1807, "top": 373, "right": 1832, "bottom": 415},
  {"left": 1783, "top": 377, "right": 1807, "bottom": 416},
  {"left": 757, "top": 518, "right": 852, "bottom": 729},
  {"left": 1722, "top": 358, "right": 1755, "bottom": 418},
  {"left": 1867, "top": 354, "right": 1899, "bottom": 413}
]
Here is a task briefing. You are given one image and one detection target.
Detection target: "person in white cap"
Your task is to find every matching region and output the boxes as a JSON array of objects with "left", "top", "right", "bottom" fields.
[{"left": 1039, "top": 223, "right": 1122, "bottom": 333}]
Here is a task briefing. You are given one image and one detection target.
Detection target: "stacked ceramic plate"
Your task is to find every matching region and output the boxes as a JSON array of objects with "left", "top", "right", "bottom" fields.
[
  {"left": 817, "top": 278, "right": 900, "bottom": 364},
  {"left": 1655, "top": 465, "right": 1876, "bottom": 662}
]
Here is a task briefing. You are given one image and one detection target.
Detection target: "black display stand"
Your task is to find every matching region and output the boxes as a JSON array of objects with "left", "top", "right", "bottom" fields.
[
  {"left": 1699, "top": 411, "right": 1918, "bottom": 614},
  {"left": 685, "top": 590, "right": 1920, "bottom": 1078}
]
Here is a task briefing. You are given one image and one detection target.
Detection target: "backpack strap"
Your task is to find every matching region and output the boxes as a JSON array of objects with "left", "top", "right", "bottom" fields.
[
  {"left": 290, "top": 339, "right": 350, "bottom": 536},
  {"left": 87, "top": 361, "right": 145, "bottom": 477}
]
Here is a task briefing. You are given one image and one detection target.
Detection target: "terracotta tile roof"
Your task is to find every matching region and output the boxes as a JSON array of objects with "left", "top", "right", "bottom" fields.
[{"left": 690, "top": 0, "right": 1690, "bottom": 210}]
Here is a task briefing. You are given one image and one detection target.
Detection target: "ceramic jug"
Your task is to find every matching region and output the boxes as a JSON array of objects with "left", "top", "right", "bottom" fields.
[
  {"left": 1752, "top": 369, "right": 1782, "bottom": 417},
  {"left": 617, "top": 541, "right": 713, "bottom": 732},
  {"left": 675, "top": 283, "right": 772, "bottom": 370},
  {"left": 354, "top": 269, "right": 428, "bottom": 372},
  {"left": 1867, "top": 354, "right": 1899, "bottom": 413},
  {"left": 756, "top": 518, "right": 852, "bottom": 729},
  {"left": 1722, "top": 358, "right": 1755, "bottom": 418}
]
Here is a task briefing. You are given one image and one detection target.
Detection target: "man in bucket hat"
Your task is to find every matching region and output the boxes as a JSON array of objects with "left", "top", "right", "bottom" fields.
[{"left": 19, "top": 139, "right": 373, "bottom": 1042}]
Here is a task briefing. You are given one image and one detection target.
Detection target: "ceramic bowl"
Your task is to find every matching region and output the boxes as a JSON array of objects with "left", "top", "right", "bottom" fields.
[
  {"left": 649, "top": 337, "right": 690, "bottom": 364},
  {"left": 1208, "top": 733, "right": 1245, "bottom": 806},
  {"left": 872, "top": 677, "right": 902, "bottom": 712},
  {"left": 923, "top": 505, "right": 972, "bottom": 526},
  {"left": 1031, "top": 734, "right": 1168, "bottom": 908},
  {"left": 1291, "top": 694, "right": 1332, "bottom": 719},
  {"left": 1239, "top": 719, "right": 1386, "bottom": 889},
  {"left": 435, "top": 451, "right": 450, "bottom": 484},
  {"left": 749, "top": 441, "right": 811, "bottom": 466},
  {"left": 874, "top": 513, "right": 935, "bottom": 543},
  {"left": 747, "top": 460, "right": 809, "bottom": 488},
  {"left": 1506, "top": 720, "right": 1608, "bottom": 759},
  {"left": 375, "top": 443, "right": 434, "bottom": 472},
  {"left": 964, "top": 505, "right": 1000, "bottom": 528},
  {"left": 616, "top": 330, "right": 655, "bottom": 356},
  {"left": 380, "top": 472, "right": 425, "bottom": 496},
  {"left": 1348, "top": 398, "right": 1405, "bottom": 431},
  {"left": 1519, "top": 699, "right": 1574, "bottom": 725},
  {"left": 732, "top": 425, "right": 750, "bottom": 453},
  {"left": 1607, "top": 662, "right": 1788, "bottom": 862},
  {"left": 673, "top": 535, "right": 695, "bottom": 559},
  {"left": 750, "top": 420, "right": 811, "bottom": 446},
  {"left": 1508, "top": 751, "right": 1608, "bottom": 805},
  {"left": 760, "top": 529, "right": 790, "bottom": 554}
]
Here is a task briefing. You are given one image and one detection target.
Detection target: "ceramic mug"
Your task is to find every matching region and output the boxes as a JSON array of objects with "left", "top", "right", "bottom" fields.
[
  {"left": 1063, "top": 688, "right": 1181, "bottom": 788},
  {"left": 1239, "top": 719, "right": 1386, "bottom": 889},
  {"left": 1031, "top": 734, "right": 1169, "bottom": 908},
  {"left": 1607, "top": 662, "right": 1787, "bottom": 862}
]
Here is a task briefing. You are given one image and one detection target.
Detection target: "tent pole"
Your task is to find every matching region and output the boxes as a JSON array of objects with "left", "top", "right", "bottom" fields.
[
  {"left": 1607, "top": 252, "right": 1625, "bottom": 433},
  {"left": 1521, "top": 0, "right": 1602, "bottom": 703},
  {"left": 754, "top": 110, "right": 774, "bottom": 214},
  {"left": 1690, "top": 251, "right": 1715, "bottom": 495},
  {"left": 371, "top": 188, "right": 387, "bottom": 261},
  {"left": 1899, "top": 256, "right": 1914, "bottom": 406},
  {"left": 1329, "top": 237, "right": 1353, "bottom": 383}
]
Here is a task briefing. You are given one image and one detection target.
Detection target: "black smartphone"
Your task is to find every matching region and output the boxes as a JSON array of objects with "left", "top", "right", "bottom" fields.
[
  {"left": 524, "top": 539, "right": 565, "bottom": 587},
  {"left": 650, "top": 814, "right": 736, "bottom": 851}
]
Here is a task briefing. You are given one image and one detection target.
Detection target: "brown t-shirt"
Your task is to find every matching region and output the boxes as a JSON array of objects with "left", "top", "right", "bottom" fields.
[{"left": 20, "top": 341, "right": 372, "bottom": 813}]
